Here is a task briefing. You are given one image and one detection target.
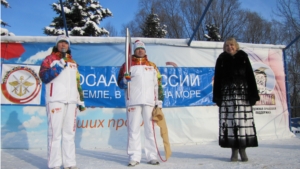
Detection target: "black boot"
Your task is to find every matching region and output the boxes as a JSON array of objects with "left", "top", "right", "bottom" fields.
[
  {"left": 230, "top": 148, "right": 238, "bottom": 162},
  {"left": 239, "top": 148, "right": 248, "bottom": 162}
]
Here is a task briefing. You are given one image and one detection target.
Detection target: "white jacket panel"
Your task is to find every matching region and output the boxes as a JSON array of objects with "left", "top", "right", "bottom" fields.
[
  {"left": 126, "top": 65, "right": 158, "bottom": 107},
  {"left": 46, "top": 62, "right": 79, "bottom": 103}
]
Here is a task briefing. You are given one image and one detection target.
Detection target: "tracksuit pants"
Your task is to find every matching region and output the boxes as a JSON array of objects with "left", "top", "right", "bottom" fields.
[
  {"left": 127, "top": 105, "right": 158, "bottom": 162},
  {"left": 46, "top": 102, "right": 77, "bottom": 168}
]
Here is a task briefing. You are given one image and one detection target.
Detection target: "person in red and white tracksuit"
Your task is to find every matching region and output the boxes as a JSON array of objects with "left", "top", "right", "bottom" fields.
[
  {"left": 39, "top": 35, "right": 85, "bottom": 169},
  {"left": 118, "top": 40, "right": 164, "bottom": 166}
]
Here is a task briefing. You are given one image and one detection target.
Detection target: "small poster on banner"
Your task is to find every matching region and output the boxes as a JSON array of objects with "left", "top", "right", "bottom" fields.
[{"left": 1, "top": 64, "right": 42, "bottom": 104}]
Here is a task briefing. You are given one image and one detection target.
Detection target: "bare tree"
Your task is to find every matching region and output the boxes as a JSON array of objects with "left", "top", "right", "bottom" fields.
[
  {"left": 121, "top": 20, "right": 143, "bottom": 37},
  {"left": 276, "top": 0, "right": 300, "bottom": 34},
  {"left": 120, "top": 0, "right": 155, "bottom": 37},
  {"left": 288, "top": 51, "right": 300, "bottom": 117},
  {"left": 125, "top": 1, "right": 298, "bottom": 44},
  {"left": 286, "top": 32, "right": 300, "bottom": 117},
  {"left": 121, "top": 0, "right": 300, "bottom": 117},
  {"left": 157, "top": 0, "right": 186, "bottom": 38},
  {"left": 206, "top": 0, "right": 245, "bottom": 40},
  {"left": 275, "top": 0, "right": 300, "bottom": 117},
  {"left": 125, "top": 0, "right": 246, "bottom": 40},
  {"left": 180, "top": 0, "right": 207, "bottom": 39},
  {"left": 267, "top": 19, "right": 286, "bottom": 45},
  {"left": 104, "top": 22, "right": 118, "bottom": 37},
  {"left": 238, "top": 11, "right": 271, "bottom": 43},
  {"left": 122, "top": 0, "right": 186, "bottom": 38}
]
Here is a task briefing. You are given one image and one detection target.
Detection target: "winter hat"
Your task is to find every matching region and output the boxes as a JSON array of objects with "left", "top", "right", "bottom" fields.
[
  {"left": 134, "top": 40, "right": 146, "bottom": 51},
  {"left": 56, "top": 35, "right": 70, "bottom": 47}
]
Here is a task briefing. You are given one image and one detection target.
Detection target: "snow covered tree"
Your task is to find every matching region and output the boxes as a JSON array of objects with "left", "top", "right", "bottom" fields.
[
  {"left": 1, "top": 0, "right": 8, "bottom": 7},
  {"left": 141, "top": 8, "right": 167, "bottom": 38},
  {"left": 204, "top": 24, "right": 221, "bottom": 41},
  {"left": 1, "top": 0, "right": 14, "bottom": 36},
  {"left": 44, "top": 0, "right": 112, "bottom": 36}
]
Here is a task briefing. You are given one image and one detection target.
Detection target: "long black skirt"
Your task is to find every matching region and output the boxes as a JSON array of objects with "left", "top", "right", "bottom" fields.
[{"left": 219, "top": 94, "right": 258, "bottom": 148}]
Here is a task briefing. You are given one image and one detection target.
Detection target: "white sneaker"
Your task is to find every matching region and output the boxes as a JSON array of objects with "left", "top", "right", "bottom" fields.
[
  {"left": 128, "top": 161, "right": 139, "bottom": 167},
  {"left": 52, "top": 167, "right": 61, "bottom": 169},
  {"left": 148, "top": 160, "right": 160, "bottom": 165}
]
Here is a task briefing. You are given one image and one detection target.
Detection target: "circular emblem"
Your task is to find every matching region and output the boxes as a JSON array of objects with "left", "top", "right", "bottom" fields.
[{"left": 1, "top": 66, "right": 41, "bottom": 104}]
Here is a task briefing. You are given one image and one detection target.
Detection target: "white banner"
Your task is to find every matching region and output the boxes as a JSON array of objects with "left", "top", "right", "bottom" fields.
[{"left": 0, "top": 37, "right": 293, "bottom": 149}]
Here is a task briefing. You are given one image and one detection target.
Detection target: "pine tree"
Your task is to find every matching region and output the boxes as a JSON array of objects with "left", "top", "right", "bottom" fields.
[
  {"left": 204, "top": 24, "right": 221, "bottom": 41},
  {"left": 1, "top": 0, "right": 14, "bottom": 36},
  {"left": 44, "top": 0, "right": 112, "bottom": 36},
  {"left": 141, "top": 8, "right": 167, "bottom": 38}
]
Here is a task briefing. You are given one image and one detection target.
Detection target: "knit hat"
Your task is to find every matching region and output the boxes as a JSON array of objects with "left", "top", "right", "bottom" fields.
[
  {"left": 56, "top": 35, "right": 70, "bottom": 47},
  {"left": 134, "top": 40, "right": 146, "bottom": 51}
]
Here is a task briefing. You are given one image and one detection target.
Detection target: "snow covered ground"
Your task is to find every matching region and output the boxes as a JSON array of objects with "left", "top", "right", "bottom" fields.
[{"left": 2, "top": 134, "right": 300, "bottom": 169}]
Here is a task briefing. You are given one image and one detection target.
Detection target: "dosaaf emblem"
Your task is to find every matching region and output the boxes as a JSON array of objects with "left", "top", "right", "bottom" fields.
[{"left": 1, "top": 65, "right": 42, "bottom": 104}]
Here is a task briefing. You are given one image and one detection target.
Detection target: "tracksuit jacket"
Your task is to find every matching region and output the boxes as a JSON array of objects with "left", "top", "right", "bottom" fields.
[
  {"left": 39, "top": 51, "right": 84, "bottom": 106},
  {"left": 117, "top": 55, "right": 164, "bottom": 106}
]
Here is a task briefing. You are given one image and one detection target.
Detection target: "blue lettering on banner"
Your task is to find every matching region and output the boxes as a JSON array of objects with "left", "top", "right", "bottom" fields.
[
  {"left": 78, "top": 66, "right": 125, "bottom": 108},
  {"left": 27, "top": 66, "right": 215, "bottom": 108},
  {"left": 159, "top": 67, "right": 214, "bottom": 107},
  {"left": 77, "top": 66, "right": 214, "bottom": 108}
]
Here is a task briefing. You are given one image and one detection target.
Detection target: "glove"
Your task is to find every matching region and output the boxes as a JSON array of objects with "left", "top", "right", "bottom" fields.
[
  {"left": 155, "top": 100, "right": 163, "bottom": 108},
  {"left": 118, "top": 73, "right": 131, "bottom": 89},
  {"left": 60, "top": 58, "right": 67, "bottom": 67},
  {"left": 78, "top": 105, "right": 86, "bottom": 112},
  {"left": 121, "top": 73, "right": 131, "bottom": 89},
  {"left": 50, "top": 59, "right": 66, "bottom": 68},
  {"left": 78, "top": 101, "right": 86, "bottom": 112},
  {"left": 124, "top": 73, "right": 131, "bottom": 82}
]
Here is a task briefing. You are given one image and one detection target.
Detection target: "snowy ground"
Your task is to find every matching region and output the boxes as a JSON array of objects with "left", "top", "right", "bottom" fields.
[{"left": 1, "top": 134, "right": 300, "bottom": 169}]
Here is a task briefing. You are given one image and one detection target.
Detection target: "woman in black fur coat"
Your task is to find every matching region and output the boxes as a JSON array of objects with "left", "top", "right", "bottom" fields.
[{"left": 213, "top": 37, "right": 260, "bottom": 162}]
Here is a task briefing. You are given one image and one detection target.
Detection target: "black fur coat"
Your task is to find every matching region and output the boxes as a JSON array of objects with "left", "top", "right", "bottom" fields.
[
  {"left": 213, "top": 50, "right": 259, "bottom": 106},
  {"left": 212, "top": 50, "right": 260, "bottom": 148}
]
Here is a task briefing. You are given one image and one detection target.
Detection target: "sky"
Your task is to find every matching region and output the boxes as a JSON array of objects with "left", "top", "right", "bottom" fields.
[
  {"left": 1, "top": 0, "right": 278, "bottom": 36},
  {"left": 2, "top": 134, "right": 300, "bottom": 168}
]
